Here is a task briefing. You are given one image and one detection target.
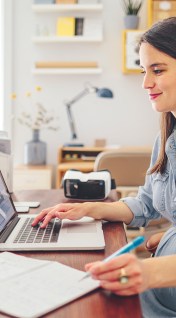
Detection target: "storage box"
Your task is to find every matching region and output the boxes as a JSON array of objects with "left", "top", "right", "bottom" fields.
[{"left": 34, "top": 0, "right": 55, "bottom": 4}]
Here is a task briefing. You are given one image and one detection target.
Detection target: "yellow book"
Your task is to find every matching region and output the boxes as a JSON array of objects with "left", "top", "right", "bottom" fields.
[{"left": 57, "top": 17, "right": 75, "bottom": 36}]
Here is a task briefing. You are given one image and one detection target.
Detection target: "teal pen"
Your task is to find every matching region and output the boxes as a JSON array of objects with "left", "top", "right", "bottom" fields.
[{"left": 80, "top": 236, "right": 145, "bottom": 281}]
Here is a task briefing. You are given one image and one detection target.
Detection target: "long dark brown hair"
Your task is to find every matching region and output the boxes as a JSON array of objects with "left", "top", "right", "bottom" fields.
[{"left": 139, "top": 17, "right": 176, "bottom": 174}]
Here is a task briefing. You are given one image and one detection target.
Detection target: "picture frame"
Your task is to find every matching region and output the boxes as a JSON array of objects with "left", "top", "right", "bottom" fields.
[{"left": 122, "top": 30, "right": 144, "bottom": 74}]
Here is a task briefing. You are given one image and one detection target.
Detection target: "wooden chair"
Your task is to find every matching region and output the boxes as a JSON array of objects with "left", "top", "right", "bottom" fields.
[
  {"left": 93, "top": 148, "right": 170, "bottom": 251},
  {"left": 94, "top": 148, "right": 151, "bottom": 197}
]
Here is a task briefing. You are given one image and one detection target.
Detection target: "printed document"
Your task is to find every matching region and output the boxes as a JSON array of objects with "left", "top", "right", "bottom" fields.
[{"left": 0, "top": 252, "right": 100, "bottom": 318}]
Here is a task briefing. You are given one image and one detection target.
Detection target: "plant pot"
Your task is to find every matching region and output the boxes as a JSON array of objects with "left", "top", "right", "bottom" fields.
[
  {"left": 124, "top": 15, "right": 139, "bottom": 29},
  {"left": 24, "top": 129, "right": 47, "bottom": 165}
]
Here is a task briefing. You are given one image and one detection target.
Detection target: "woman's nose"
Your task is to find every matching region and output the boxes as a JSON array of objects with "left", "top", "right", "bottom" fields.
[{"left": 142, "top": 74, "right": 155, "bottom": 89}]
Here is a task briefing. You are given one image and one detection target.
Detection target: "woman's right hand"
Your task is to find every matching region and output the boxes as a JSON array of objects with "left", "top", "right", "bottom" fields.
[
  {"left": 32, "top": 201, "right": 108, "bottom": 228},
  {"left": 31, "top": 200, "right": 133, "bottom": 228}
]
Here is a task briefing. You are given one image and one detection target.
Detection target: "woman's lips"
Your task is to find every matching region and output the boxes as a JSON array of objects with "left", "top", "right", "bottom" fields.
[{"left": 149, "top": 93, "right": 162, "bottom": 100}]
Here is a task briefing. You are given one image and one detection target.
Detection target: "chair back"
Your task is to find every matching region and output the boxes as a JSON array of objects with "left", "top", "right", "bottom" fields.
[{"left": 94, "top": 149, "right": 151, "bottom": 187}]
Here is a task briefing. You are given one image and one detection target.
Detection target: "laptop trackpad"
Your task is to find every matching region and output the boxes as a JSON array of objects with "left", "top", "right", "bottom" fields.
[
  {"left": 66, "top": 223, "right": 97, "bottom": 233},
  {"left": 58, "top": 217, "right": 104, "bottom": 250}
]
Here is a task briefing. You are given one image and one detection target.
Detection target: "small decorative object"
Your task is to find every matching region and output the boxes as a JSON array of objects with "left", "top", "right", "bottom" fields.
[
  {"left": 122, "top": 0, "right": 143, "bottom": 29},
  {"left": 11, "top": 86, "right": 59, "bottom": 165},
  {"left": 24, "top": 129, "right": 47, "bottom": 165}
]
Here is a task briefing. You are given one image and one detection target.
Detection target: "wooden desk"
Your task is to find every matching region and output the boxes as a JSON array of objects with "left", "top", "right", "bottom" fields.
[{"left": 10, "top": 189, "right": 142, "bottom": 318}]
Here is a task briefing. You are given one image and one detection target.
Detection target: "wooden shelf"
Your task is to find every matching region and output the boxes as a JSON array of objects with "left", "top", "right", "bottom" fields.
[
  {"left": 56, "top": 146, "right": 105, "bottom": 188},
  {"left": 32, "top": 4, "right": 103, "bottom": 13},
  {"left": 32, "top": 35, "right": 103, "bottom": 43},
  {"left": 32, "top": 67, "right": 102, "bottom": 75}
]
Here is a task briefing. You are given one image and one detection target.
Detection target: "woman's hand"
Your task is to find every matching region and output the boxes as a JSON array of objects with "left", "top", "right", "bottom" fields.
[
  {"left": 85, "top": 253, "right": 150, "bottom": 296},
  {"left": 31, "top": 200, "right": 133, "bottom": 228},
  {"left": 31, "top": 201, "right": 114, "bottom": 228},
  {"left": 32, "top": 202, "right": 93, "bottom": 228}
]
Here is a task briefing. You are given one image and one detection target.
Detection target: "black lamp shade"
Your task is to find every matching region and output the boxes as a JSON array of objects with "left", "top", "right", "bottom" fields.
[{"left": 96, "top": 88, "right": 113, "bottom": 98}]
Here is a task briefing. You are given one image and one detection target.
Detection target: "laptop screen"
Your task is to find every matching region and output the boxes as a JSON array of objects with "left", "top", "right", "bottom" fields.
[{"left": 0, "top": 171, "right": 16, "bottom": 233}]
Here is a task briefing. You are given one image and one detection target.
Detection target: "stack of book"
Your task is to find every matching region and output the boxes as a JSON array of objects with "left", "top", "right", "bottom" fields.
[{"left": 56, "top": 16, "right": 102, "bottom": 38}]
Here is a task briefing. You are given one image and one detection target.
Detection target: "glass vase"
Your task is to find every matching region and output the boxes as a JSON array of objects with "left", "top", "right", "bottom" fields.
[{"left": 24, "top": 129, "right": 46, "bottom": 165}]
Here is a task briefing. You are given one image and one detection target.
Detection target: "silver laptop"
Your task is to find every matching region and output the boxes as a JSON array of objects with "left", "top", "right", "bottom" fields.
[{"left": 0, "top": 171, "right": 105, "bottom": 251}]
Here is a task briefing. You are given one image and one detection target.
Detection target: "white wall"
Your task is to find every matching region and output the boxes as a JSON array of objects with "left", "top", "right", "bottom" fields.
[{"left": 11, "top": 0, "right": 159, "bottom": 168}]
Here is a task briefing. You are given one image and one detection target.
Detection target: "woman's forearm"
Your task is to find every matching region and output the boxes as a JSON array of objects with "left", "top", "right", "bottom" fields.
[
  {"left": 85, "top": 201, "right": 134, "bottom": 224},
  {"left": 142, "top": 255, "right": 176, "bottom": 289}
]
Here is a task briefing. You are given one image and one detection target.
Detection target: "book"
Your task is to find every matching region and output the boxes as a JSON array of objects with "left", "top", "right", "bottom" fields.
[
  {"left": 56, "top": 0, "right": 77, "bottom": 3},
  {"left": 35, "top": 61, "right": 98, "bottom": 68},
  {"left": 75, "top": 17, "right": 84, "bottom": 36},
  {"left": 57, "top": 17, "right": 75, "bottom": 36},
  {"left": 0, "top": 252, "right": 100, "bottom": 318}
]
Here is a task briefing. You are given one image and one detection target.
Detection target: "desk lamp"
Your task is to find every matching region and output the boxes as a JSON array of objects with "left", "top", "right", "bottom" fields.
[{"left": 64, "top": 82, "right": 113, "bottom": 147}]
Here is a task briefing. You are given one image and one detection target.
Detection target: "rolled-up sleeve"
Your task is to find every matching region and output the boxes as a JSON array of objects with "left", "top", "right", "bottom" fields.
[{"left": 120, "top": 135, "right": 161, "bottom": 227}]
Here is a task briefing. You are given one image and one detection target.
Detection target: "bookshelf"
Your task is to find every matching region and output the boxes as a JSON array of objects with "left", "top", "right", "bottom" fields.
[
  {"left": 32, "top": 1, "right": 103, "bottom": 75},
  {"left": 56, "top": 146, "right": 105, "bottom": 188},
  {"left": 147, "top": 0, "right": 176, "bottom": 27}
]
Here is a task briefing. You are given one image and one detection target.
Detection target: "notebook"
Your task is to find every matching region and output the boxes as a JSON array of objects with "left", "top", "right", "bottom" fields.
[
  {"left": 0, "top": 252, "right": 100, "bottom": 318},
  {"left": 0, "top": 171, "right": 105, "bottom": 251}
]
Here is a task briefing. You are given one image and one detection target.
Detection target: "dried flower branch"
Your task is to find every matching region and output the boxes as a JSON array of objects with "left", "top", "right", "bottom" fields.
[{"left": 11, "top": 86, "right": 59, "bottom": 131}]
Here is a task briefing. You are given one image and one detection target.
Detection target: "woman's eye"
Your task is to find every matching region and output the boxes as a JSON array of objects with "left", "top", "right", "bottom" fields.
[
  {"left": 141, "top": 70, "right": 146, "bottom": 75},
  {"left": 153, "top": 69, "right": 162, "bottom": 74}
]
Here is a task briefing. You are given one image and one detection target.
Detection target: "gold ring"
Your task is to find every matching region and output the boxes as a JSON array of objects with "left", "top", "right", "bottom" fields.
[{"left": 119, "top": 268, "right": 129, "bottom": 284}]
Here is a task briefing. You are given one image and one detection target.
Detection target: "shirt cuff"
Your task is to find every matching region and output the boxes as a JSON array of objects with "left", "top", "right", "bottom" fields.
[{"left": 120, "top": 197, "right": 148, "bottom": 227}]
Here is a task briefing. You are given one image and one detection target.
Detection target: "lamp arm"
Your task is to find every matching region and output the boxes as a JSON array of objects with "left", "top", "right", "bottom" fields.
[
  {"left": 66, "top": 87, "right": 90, "bottom": 106},
  {"left": 66, "top": 104, "right": 77, "bottom": 140},
  {"left": 65, "top": 87, "right": 92, "bottom": 141}
]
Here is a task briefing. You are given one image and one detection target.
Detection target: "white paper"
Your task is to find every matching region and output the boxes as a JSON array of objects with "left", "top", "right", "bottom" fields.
[{"left": 0, "top": 252, "right": 100, "bottom": 318}]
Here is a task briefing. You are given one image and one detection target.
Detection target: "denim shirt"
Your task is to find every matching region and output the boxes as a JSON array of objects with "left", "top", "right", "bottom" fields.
[{"left": 121, "top": 130, "right": 176, "bottom": 227}]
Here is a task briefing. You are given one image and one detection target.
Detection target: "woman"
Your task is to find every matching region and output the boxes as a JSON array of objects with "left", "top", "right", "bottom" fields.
[{"left": 32, "top": 17, "right": 176, "bottom": 317}]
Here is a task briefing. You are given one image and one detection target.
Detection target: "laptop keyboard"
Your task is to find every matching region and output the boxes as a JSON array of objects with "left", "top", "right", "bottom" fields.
[{"left": 13, "top": 218, "right": 61, "bottom": 244}]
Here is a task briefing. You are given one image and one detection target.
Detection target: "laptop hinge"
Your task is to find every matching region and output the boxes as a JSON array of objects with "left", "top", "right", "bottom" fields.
[{"left": 0, "top": 216, "right": 20, "bottom": 243}]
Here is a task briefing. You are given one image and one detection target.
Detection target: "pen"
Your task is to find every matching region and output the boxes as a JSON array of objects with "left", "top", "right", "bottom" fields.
[{"left": 80, "top": 236, "right": 145, "bottom": 281}]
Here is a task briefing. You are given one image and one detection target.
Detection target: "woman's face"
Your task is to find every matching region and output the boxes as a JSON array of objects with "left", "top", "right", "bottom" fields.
[{"left": 139, "top": 43, "right": 176, "bottom": 117}]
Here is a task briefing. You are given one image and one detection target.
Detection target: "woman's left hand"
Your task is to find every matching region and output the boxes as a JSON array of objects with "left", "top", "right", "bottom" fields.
[{"left": 85, "top": 253, "right": 150, "bottom": 296}]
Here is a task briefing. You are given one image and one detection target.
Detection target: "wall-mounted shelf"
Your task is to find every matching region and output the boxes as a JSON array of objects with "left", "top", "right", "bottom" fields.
[
  {"left": 32, "top": 1, "right": 103, "bottom": 76},
  {"left": 32, "top": 4, "right": 103, "bottom": 13},
  {"left": 32, "top": 35, "right": 103, "bottom": 43},
  {"left": 32, "top": 67, "right": 102, "bottom": 75}
]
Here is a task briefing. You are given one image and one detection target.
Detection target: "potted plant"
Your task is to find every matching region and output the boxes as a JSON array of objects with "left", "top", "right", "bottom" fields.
[{"left": 122, "top": 0, "right": 143, "bottom": 29}]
